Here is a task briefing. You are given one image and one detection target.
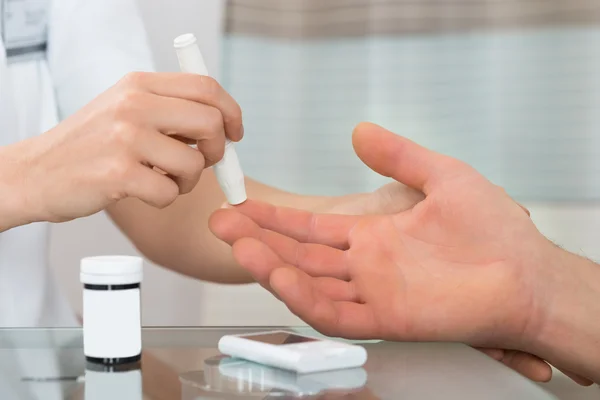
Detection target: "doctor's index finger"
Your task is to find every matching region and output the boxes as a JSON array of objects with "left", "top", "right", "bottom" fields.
[{"left": 120, "top": 72, "right": 243, "bottom": 142}]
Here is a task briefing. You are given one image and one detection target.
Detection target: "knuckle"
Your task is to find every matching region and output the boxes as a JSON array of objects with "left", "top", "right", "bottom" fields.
[
  {"left": 120, "top": 71, "right": 147, "bottom": 88},
  {"left": 205, "top": 107, "right": 225, "bottom": 134},
  {"left": 107, "top": 189, "right": 127, "bottom": 203},
  {"left": 101, "top": 158, "right": 135, "bottom": 182},
  {"left": 108, "top": 120, "right": 139, "bottom": 148},
  {"left": 113, "top": 90, "right": 145, "bottom": 121},
  {"left": 195, "top": 75, "right": 221, "bottom": 98}
]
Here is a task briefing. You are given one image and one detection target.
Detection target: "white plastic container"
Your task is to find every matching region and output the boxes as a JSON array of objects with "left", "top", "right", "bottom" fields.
[{"left": 80, "top": 256, "right": 143, "bottom": 365}]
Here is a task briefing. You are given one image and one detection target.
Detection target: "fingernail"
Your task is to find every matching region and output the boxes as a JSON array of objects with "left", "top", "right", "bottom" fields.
[
  {"left": 221, "top": 202, "right": 232, "bottom": 209},
  {"left": 239, "top": 124, "right": 244, "bottom": 139}
]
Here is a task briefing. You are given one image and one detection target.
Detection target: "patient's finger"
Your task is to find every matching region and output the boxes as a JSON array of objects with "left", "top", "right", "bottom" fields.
[
  {"left": 485, "top": 349, "right": 552, "bottom": 382},
  {"left": 231, "top": 237, "right": 284, "bottom": 288},
  {"left": 556, "top": 368, "right": 594, "bottom": 386},
  {"left": 232, "top": 238, "right": 358, "bottom": 302},
  {"left": 501, "top": 351, "right": 551, "bottom": 382},
  {"left": 270, "top": 267, "right": 378, "bottom": 339},
  {"left": 259, "top": 229, "right": 350, "bottom": 280},
  {"left": 209, "top": 208, "right": 262, "bottom": 245},
  {"left": 211, "top": 209, "right": 350, "bottom": 280},
  {"left": 474, "top": 348, "right": 597, "bottom": 385},
  {"left": 476, "top": 347, "right": 504, "bottom": 361},
  {"left": 233, "top": 200, "right": 361, "bottom": 249}
]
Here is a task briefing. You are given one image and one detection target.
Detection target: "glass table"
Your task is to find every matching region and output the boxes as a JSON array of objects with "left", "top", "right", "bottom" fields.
[{"left": 0, "top": 327, "right": 556, "bottom": 399}]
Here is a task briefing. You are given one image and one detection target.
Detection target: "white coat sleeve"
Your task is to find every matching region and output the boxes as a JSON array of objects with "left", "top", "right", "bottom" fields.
[{"left": 47, "top": 0, "right": 156, "bottom": 120}]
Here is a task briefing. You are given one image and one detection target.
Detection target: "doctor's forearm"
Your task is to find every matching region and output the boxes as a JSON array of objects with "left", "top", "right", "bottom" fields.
[
  {"left": 0, "top": 146, "right": 38, "bottom": 232},
  {"left": 0, "top": 188, "right": 27, "bottom": 233},
  {"left": 107, "top": 170, "right": 336, "bottom": 283}
]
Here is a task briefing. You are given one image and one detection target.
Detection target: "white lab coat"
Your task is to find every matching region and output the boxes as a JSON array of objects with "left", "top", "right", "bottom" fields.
[{"left": 0, "top": 0, "right": 155, "bottom": 327}]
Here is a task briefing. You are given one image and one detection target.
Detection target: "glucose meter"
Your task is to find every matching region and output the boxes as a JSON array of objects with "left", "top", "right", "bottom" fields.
[{"left": 218, "top": 330, "right": 367, "bottom": 374}]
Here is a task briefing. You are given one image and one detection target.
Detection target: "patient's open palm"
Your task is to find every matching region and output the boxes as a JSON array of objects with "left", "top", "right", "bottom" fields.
[{"left": 210, "top": 123, "right": 566, "bottom": 382}]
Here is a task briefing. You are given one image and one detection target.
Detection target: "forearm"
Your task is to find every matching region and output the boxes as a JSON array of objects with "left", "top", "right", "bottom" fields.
[
  {"left": 107, "top": 170, "right": 344, "bottom": 283},
  {"left": 0, "top": 144, "right": 37, "bottom": 232},
  {"left": 0, "top": 184, "right": 25, "bottom": 232},
  {"left": 531, "top": 247, "right": 600, "bottom": 382}
]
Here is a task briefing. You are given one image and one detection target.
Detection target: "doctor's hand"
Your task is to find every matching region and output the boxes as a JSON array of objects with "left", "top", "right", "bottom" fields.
[
  {"left": 210, "top": 123, "right": 594, "bottom": 385},
  {"left": 0, "top": 72, "right": 242, "bottom": 231}
]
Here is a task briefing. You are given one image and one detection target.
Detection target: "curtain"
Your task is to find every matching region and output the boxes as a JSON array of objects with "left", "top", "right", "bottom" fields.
[{"left": 222, "top": 0, "right": 600, "bottom": 202}]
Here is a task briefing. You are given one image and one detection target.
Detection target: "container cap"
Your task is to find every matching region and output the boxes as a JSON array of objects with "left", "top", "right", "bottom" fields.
[{"left": 80, "top": 256, "right": 143, "bottom": 285}]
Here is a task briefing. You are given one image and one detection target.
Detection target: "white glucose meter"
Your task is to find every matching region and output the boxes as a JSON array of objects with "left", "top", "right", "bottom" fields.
[{"left": 217, "top": 330, "right": 367, "bottom": 374}]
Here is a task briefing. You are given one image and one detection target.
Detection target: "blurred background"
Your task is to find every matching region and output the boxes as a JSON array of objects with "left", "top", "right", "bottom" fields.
[{"left": 50, "top": 0, "right": 600, "bottom": 329}]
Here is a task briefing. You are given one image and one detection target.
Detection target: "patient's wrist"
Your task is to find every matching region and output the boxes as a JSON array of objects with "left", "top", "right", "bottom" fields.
[{"left": 531, "top": 247, "right": 600, "bottom": 382}]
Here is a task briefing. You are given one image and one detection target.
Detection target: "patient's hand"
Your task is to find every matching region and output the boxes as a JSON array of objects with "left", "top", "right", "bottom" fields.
[{"left": 210, "top": 123, "right": 590, "bottom": 385}]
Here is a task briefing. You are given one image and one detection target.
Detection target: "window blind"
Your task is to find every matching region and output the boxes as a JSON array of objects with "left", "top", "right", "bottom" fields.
[{"left": 222, "top": 0, "right": 600, "bottom": 201}]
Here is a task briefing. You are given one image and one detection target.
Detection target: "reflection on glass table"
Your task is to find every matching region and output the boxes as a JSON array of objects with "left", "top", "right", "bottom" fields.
[
  {"left": 0, "top": 327, "right": 557, "bottom": 399},
  {"left": 179, "top": 354, "right": 368, "bottom": 398}
]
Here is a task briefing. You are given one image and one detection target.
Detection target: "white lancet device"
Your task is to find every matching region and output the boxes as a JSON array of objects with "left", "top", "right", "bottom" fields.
[
  {"left": 173, "top": 33, "right": 247, "bottom": 205},
  {"left": 218, "top": 330, "right": 368, "bottom": 374}
]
